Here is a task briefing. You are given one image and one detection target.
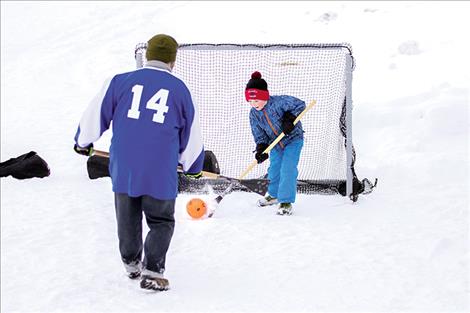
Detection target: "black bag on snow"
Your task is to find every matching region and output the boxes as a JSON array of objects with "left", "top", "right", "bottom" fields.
[{"left": 0, "top": 151, "right": 50, "bottom": 179}]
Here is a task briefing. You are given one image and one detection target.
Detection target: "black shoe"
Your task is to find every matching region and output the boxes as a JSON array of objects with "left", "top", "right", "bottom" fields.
[
  {"left": 124, "top": 260, "right": 142, "bottom": 279},
  {"left": 128, "top": 271, "right": 141, "bottom": 279},
  {"left": 140, "top": 275, "right": 170, "bottom": 291}
]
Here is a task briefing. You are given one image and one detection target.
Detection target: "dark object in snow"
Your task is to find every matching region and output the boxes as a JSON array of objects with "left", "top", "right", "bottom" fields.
[
  {"left": 337, "top": 177, "right": 378, "bottom": 200},
  {"left": 0, "top": 151, "right": 50, "bottom": 179},
  {"left": 86, "top": 154, "right": 110, "bottom": 180}
]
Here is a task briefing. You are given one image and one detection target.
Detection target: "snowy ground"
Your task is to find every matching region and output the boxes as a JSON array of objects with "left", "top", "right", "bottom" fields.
[{"left": 1, "top": 1, "right": 469, "bottom": 312}]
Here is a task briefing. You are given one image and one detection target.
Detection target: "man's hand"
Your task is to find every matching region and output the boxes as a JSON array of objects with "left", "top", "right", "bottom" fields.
[
  {"left": 74, "top": 143, "right": 94, "bottom": 156},
  {"left": 281, "top": 111, "right": 297, "bottom": 135},
  {"left": 255, "top": 143, "right": 269, "bottom": 164},
  {"left": 184, "top": 171, "right": 203, "bottom": 179}
]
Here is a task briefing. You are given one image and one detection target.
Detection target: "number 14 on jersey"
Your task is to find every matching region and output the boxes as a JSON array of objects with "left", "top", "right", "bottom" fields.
[{"left": 127, "top": 85, "right": 169, "bottom": 124}]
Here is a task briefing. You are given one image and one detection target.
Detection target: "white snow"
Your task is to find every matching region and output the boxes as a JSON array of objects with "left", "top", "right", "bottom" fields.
[{"left": 1, "top": 1, "right": 469, "bottom": 312}]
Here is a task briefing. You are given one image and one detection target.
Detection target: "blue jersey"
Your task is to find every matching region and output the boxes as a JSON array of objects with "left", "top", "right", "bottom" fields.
[{"left": 74, "top": 61, "right": 204, "bottom": 200}]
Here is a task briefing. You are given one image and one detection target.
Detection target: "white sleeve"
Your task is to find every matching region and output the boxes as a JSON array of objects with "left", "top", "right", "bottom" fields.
[
  {"left": 76, "top": 77, "right": 113, "bottom": 147},
  {"left": 178, "top": 94, "right": 204, "bottom": 172}
]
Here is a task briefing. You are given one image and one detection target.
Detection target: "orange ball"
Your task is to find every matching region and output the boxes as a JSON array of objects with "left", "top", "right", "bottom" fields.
[{"left": 186, "top": 198, "right": 207, "bottom": 219}]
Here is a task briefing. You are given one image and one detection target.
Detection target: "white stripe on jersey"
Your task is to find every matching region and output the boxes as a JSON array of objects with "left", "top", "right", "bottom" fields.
[
  {"left": 178, "top": 92, "right": 204, "bottom": 172},
  {"left": 76, "top": 77, "right": 113, "bottom": 147}
]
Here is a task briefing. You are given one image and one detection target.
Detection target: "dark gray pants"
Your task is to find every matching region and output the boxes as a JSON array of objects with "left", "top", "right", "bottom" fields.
[{"left": 114, "top": 193, "right": 175, "bottom": 275}]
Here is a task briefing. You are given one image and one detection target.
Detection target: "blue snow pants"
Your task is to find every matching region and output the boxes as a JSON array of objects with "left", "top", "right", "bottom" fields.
[
  {"left": 114, "top": 193, "right": 175, "bottom": 276},
  {"left": 267, "top": 139, "right": 304, "bottom": 203}
]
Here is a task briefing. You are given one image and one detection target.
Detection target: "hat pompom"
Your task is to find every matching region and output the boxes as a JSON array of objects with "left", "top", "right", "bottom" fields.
[{"left": 251, "top": 71, "right": 262, "bottom": 79}]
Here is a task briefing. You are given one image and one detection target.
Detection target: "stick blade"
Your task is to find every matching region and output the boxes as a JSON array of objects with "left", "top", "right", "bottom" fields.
[
  {"left": 87, "top": 155, "right": 110, "bottom": 179},
  {"left": 239, "top": 179, "right": 269, "bottom": 196}
]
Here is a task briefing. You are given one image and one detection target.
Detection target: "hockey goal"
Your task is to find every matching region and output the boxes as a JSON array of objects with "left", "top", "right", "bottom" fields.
[{"left": 135, "top": 43, "right": 370, "bottom": 200}]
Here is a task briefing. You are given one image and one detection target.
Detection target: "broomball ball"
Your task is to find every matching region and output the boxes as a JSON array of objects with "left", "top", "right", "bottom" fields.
[{"left": 186, "top": 198, "right": 207, "bottom": 219}]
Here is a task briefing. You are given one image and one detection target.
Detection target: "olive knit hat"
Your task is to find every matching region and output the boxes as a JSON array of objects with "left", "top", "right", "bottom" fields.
[{"left": 146, "top": 34, "right": 178, "bottom": 63}]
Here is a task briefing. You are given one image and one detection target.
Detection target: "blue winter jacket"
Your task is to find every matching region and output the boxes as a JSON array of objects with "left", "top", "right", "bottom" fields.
[{"left": 249, "top": 95, "right": 305, "bottom": 150}]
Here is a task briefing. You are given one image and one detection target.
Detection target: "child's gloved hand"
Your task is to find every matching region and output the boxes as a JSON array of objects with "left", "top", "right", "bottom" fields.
[
  {"left": 281, "top": 111, "right": 297, "bottom": 135},
  {"left": 255, "top": 143, "right": 269, "bottom": 164}
]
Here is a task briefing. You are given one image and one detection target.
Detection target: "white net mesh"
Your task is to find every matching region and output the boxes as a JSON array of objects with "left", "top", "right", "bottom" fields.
[{"left": 138, "top": 43, "right": 353, "bottom": 183}]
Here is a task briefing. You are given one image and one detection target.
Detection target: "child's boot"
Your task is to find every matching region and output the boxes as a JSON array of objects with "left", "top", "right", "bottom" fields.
[
  {"left": 277, "top": 203, "right": 293, "bottom": 216},
  {"left": 257, "top": 194, "right": 278, "bottom": 207}
]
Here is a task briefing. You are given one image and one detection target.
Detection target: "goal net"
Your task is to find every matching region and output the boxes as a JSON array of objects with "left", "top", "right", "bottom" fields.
[{"left": 135, "top": 43, "right": 365, "bottom": 197}]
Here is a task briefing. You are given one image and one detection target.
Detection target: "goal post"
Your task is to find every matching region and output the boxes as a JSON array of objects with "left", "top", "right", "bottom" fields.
[
  {"left": 135, "top": 43, "right": 366, "bottom": 200},
  {"left": 345, "top": 52, "right": 354, "bottom": 199}
]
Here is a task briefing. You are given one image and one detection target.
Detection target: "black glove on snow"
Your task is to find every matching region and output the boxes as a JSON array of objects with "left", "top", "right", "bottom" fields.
[
  {"left": 255, "top": 143, "right": 269, "bottom": 164},
  {"left": 281, "top": 111, "right": 297, "bottom": 135},
  {"left": 185, "top": 171, "right": 203, "bottom": 179},
  {"left": 74, "top": 143, "right": 94, "bottom": 156}
]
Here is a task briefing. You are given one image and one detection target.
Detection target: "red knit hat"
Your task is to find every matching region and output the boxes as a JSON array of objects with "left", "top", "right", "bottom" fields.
[{"left": 245, "top": 71, "right": 269, "bottom": 101}]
